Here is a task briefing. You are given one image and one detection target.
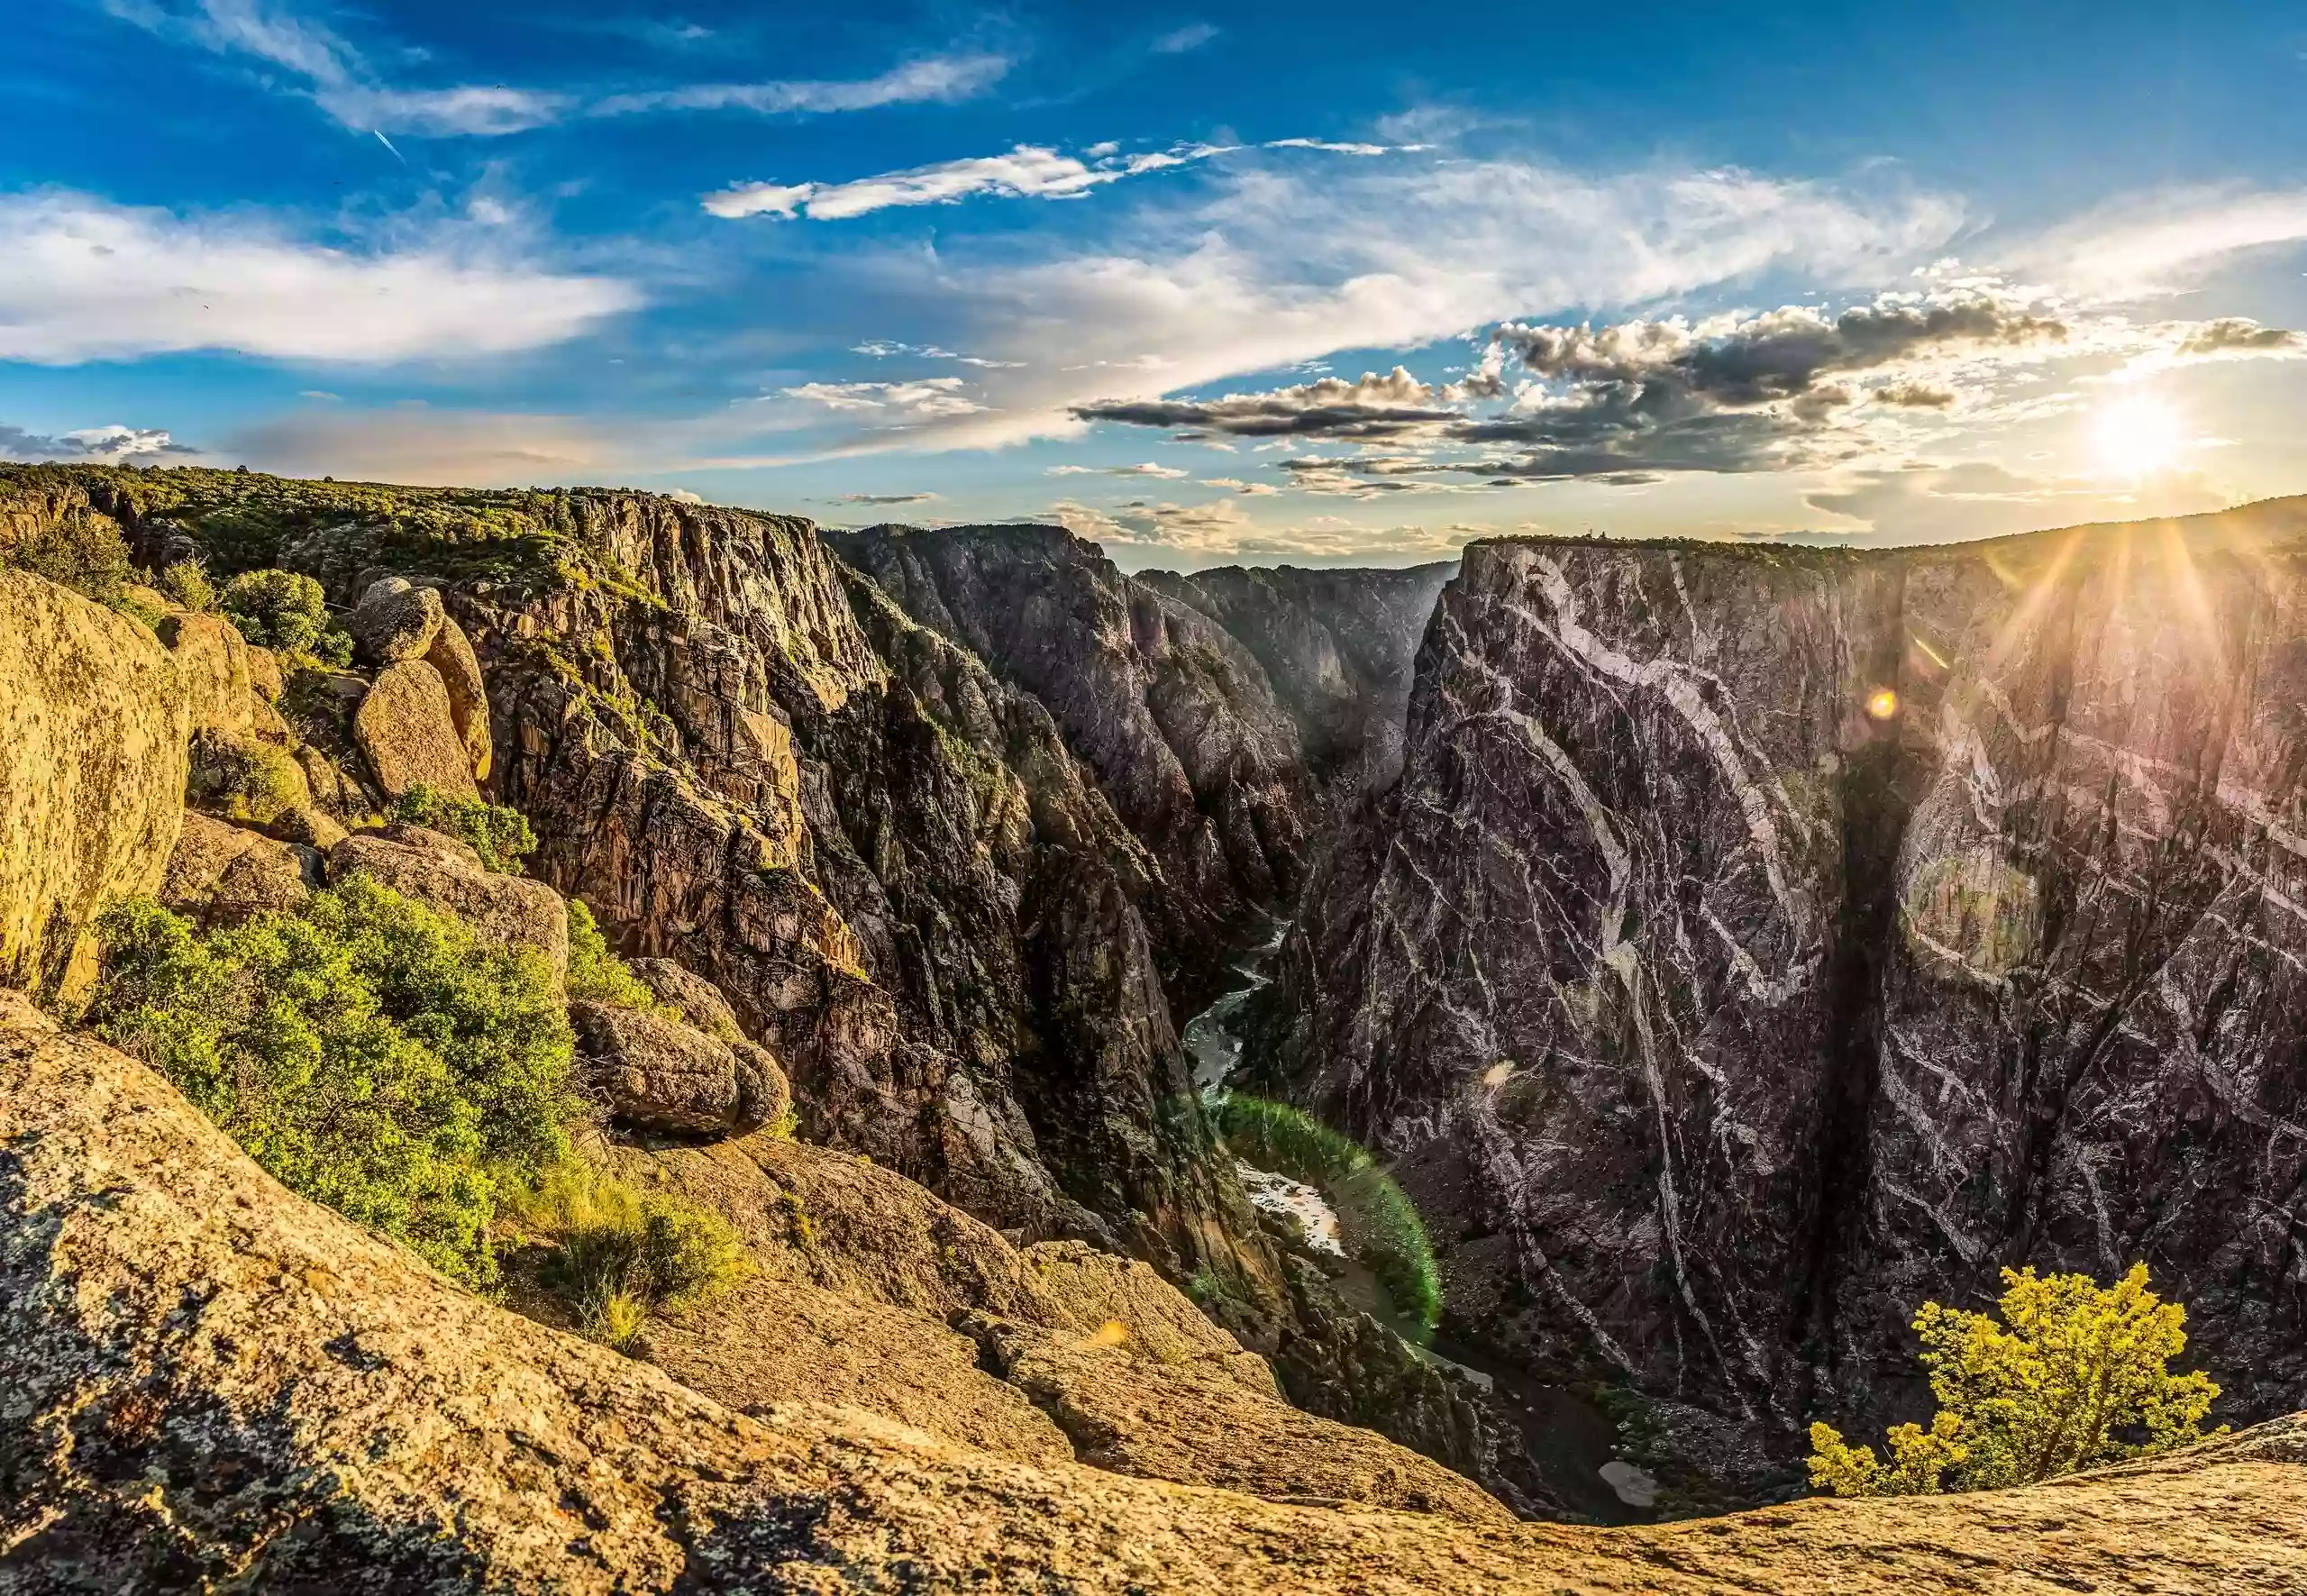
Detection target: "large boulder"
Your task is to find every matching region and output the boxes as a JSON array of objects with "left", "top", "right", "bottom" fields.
[
  {"left": 326, "top": 825, "right": 568, "bottom": 981},
  {"left": 160, "top": 810, "right": 312, "bottom": 925},
  {"left": 570, "top": 999, "right": 781, "bottom": 1136},
  {"left": 424, "top": 612, "right": 492, "bottom": 780},
  {"left": 344, "top": 576, "right": 443, "bottom": 666},
  {"left": 628, "top": 956, "right": 744, "bottom": 1041},
  {"left": 0, "top": 570, "right": 188, "bottom": 998},
  {"left": 352, "top": 659, "right": 480, "bottom": 801},
  {"left": 154, "top": 612, "right": 266, "bottom": 739}
]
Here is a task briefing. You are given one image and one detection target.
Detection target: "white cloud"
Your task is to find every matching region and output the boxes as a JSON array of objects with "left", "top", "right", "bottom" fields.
[
  {"left": 665, "top": 488, "right": 706, "bottom": 504},
  {"left": 706, "top": 143, "right": 1236, "bottom": 222},
  {"left": 1264, "top": 138, "right": 1390, "bottom": 156},
  {"left": 1198, "top": 476, "right": 1279, "bottom": 494},
  {"left": 0, "top": 193, "right": 637, "bottom": 365},
  {"left": 781, "top": 378, "right": 984, "bottom": 417},
  {"left": 0, "top": 422, "right": 192, "bottom": 461},
  {"left": 1044, "top": 461, "right": 1190, "bottom": 478},
  {"left": 2012, "top": 187, "right": 2307, "bottom": 301},
  {"left": 105, "top": 2, "right": 1002, "bottom": 135},
  {"left": 776, "top": 154, "right": 1971, "bottom": 453}
]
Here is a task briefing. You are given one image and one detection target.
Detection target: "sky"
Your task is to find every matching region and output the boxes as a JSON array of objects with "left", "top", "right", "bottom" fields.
[{"left": 6, "top": 2, "right": 2307, "bottom": 570}]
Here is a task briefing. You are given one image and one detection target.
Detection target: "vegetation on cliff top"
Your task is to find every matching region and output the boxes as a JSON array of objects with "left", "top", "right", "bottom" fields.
[{"left": 1809, "top": 1263, "right": 2224, "bottom": 1496}]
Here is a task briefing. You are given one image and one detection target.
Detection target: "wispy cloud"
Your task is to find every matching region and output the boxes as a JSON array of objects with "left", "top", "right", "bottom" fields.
[
  {"left": 836, "top": 490, "right": 940, "bottom": 504},
  {"left": 2012, "top": 187, "right": 2307, "bottom": 300},
  {"left": 221, "top": 406, "right": 629, "bottom": 483},
  {"left": 1152, "top": 23, "right": 1219, "bottom": 54},
  {"left": 589, "top": 53, "right": 1008, "bottom": 117},
  {"left": 0, "top": 193, "right": 637, "bottom": 363},
  {"left": 705, "top": 142, "right": 1234, "bottom": 221},
  {"left": 1045, "top": 461, "right": 1190, "bottom": 478},
  {"left": 103, "top": 1, "right": 1002, "bottom": 135}
]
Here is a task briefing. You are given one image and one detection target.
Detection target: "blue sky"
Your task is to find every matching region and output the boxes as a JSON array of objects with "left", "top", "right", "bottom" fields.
[{"left": 6, "top": 1, "right": 2307, "bottom": 568}]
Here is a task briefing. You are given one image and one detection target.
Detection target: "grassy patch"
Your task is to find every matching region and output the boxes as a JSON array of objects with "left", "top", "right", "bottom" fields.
[{"left": 507, "top": 1160, "right": 752, "bottom": 1353}]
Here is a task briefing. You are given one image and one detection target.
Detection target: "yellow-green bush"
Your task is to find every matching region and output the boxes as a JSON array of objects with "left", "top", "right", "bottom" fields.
[
  {"left": 187, "top": 728, "right": 306, "bottom": 824},
  {"left": 1809, "top": 1263, "right": 2224, "bottom": 1497},
  {"left": 566, "top": 898, "right": 665, "bottom": 1011}
]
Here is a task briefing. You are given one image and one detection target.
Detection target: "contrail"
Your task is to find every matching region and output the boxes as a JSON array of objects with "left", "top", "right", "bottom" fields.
[{"left": 372, "top": 128, "right": 406, "bottom": 164}]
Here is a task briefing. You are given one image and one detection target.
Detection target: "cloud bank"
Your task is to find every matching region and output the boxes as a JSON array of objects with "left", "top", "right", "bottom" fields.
[{"left": 0, "top": 194, "right": 637, "bottom": 364}]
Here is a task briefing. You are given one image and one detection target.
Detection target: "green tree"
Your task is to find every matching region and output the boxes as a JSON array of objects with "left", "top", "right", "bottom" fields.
[
  {"left": 90, "top": 877, "right": 577, "bottom": 1287},
  {"left": 1809, "top": 1263, "right": 2224, "bottom": 1497}
]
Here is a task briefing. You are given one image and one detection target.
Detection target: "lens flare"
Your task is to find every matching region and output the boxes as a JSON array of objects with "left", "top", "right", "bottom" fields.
[{"left": 1866, "top": 687, "right": 1899, "bottom": 720}]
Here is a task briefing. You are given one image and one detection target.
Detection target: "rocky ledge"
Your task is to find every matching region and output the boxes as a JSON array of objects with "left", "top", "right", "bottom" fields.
[{"left": 8, "top": 991, "right": 2306, "bottom": 1594}]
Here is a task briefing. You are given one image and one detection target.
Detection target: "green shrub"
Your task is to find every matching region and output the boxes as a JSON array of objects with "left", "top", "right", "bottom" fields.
[
  {"left": 89, "top": 879, "right": 577, "bottom": 1288},
  {"left": 566, "top": 898, "right": 663, "bottom": 1011},
  {"left": 158, "top": 559, "right": 215, "bottom": 612},
  {"left": 1809, "top": 1263, "right": 2224, "bottom": 1497},
  {"left": 511, "top": 1160, "right": 752, "bottom": 1351},
  {"left": 187, "top": 729, "right": 307, "bottom": 825},
  {"left": 1215, "top": 1093, "right": 1443, "bottom": 1339},
  {"left": 391, "top": 783, "right": 537, "bottom": 874},
  {"left": 3, "top": 507, "right": 133, "bottom": 607},
  {"left": 219, "top": 567, "right": 351, "bottom": 663}
]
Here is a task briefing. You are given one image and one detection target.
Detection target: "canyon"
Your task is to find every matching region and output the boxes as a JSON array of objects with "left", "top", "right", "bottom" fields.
[{"left": 5, "top": 461, "right": 2307, "bottom": 1589}]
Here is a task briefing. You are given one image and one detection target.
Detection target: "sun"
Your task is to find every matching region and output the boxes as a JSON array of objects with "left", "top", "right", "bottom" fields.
[{"left": 2093, "top": 394, "right": 2184, "bottom": 478}]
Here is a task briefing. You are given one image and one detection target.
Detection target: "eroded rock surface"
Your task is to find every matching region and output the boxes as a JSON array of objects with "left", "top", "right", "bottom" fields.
[
  {"left": 352, "top": 658, "right": 479, "bottom": 800},
  {"left": 160, "top": 810, "right": 313, "bottom": 925},
  {"left": 570, "top": 999, "right": 779, "bottom": 1136},
  {"left": 6, "top": 994, "right": 2307, "bottom": 1594}
]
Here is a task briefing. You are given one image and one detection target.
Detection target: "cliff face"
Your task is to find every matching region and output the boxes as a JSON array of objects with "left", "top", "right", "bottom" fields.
[
  {"left": 1138, "top": 561, "right": 1455, "bottom": 801},
  {"left": 833, "top": 529, "right": 1450, "bottom": 1008},
  {"left": 1248, "top": 500, "right": 2307, "bottom": 1439},
  {"left": 416, "top": 496, "right": 1276, "bottom": 1302}
]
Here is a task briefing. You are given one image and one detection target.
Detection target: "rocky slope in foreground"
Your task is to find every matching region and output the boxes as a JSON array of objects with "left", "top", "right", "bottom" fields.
[
  {"left": 9, "top": 990, "right": 2306, "bottom": 1593},
  {"left": 1246, "top": 498, "right": 2307, "bottom": 1458}
]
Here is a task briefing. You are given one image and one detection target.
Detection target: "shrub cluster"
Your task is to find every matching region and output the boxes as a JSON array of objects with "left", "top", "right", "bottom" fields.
[
  {"left": 90, "top": 878, "right": 577, "bottom": 1287},
  {"left": 2, "top": 506, "right": 134, "bottom": 608},
  {"left": 390, "top": 783, "right": 538, "bottom": 874},
  {"left": 219, "top": 568, "right": 352, "bottom": 665},
  {"left": 566, "top": 898, "right": 666, "bottom": 1011}
]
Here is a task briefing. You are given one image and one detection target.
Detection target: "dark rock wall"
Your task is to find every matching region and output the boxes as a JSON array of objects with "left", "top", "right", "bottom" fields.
[
  {"left": 1249, "top": 502, "right": 2307, "bottom": 1440},
  {"left": 428, "top": 495, "right": 1276, "bottom": 1306}
]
